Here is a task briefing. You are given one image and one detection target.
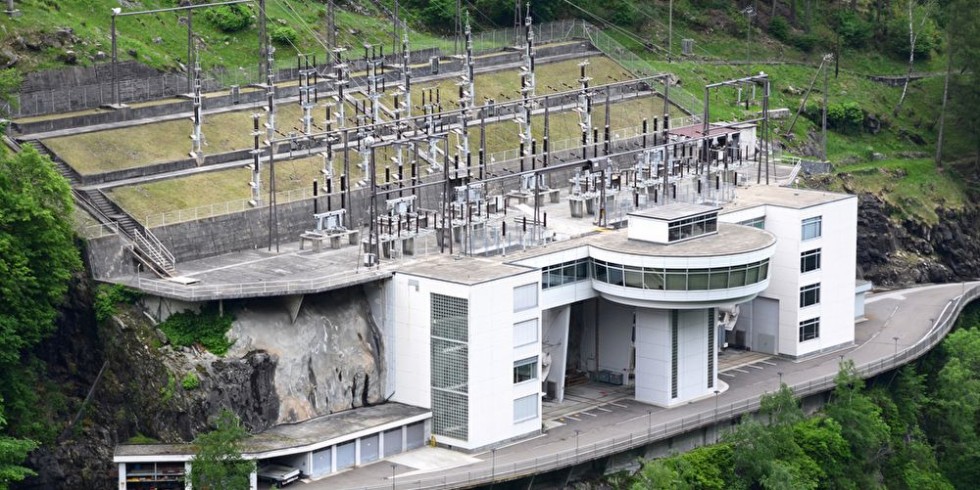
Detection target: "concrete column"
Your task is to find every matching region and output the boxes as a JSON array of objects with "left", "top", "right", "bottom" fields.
[{"left": 117, "top": 463, "right": 127, "bottom": 490}]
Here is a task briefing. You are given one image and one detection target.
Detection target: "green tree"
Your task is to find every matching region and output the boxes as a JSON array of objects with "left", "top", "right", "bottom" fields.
[
  {"left": 0, "top": 404, "right": 37, "bottom": 490},
  {"left": 189, "top": 410, "right": 255, "bottom": 490},
  {"left": 824, "top": 360, "right": 890, "bottom": 487}
]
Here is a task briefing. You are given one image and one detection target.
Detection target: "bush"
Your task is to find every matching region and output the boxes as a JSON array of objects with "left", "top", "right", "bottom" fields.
[
  {"left": 205, "top": 5, "right": 252, "bottom": 33},
  {"left": 835, "top": 10, "right": 872, "bottom": 49},
  {"left": 805, "top": 100, "right": 865, "bottom": 134},
  {"left": 181, "top": 372, "right": 200, "bottom": 390},
  {"left": 158, "top": 306, "right": 234, "bottom": 355},
  {"left": 270, "top": 25, "right": 298, "bottom": 46},
  {"left": 791, "top": 33, "right": 819, "bottom": 52},
  {"left": 769, "top": 16, "right": 791, "bottom": 44},
  {"left": 94, "top": 284, "right": 141, "bottom": 322}
]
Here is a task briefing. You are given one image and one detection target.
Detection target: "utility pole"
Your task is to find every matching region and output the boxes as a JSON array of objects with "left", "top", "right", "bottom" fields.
[
  {"left": 110, "top": 8, "right": 120, "bottom": 107},
  {"left": 258, "top": 0, "right": 268, "bottom": 80},
  {"left": 667, "top": 0, "right": 673, "bottom": 62},
  {"left": 822, "top": 54, "right": 829, "bottom": 162}
]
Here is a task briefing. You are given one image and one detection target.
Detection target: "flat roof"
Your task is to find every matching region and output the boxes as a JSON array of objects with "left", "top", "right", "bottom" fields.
[
  {"left": 114, "top": 403, "right": 429, "bottom": 461},
  {"left": 668, "top": 123, "right": 741, "bottom": 139},
  {"left": 591, "top": 222, "right": 775, "bottom": 257},
  {"left": 724, "top": 185, "right": 854, "bottom": 213},
  {"left": 629, "top": 203, "right": 720, "bottom": 221},
  {"left": 396, "top": 256, "right": 536, "bottom": 285}
]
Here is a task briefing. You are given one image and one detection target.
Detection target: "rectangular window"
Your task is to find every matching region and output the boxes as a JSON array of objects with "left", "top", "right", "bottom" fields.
[
  {"left": 513, "top": 394, "right": 538, "bottom": 423},
  {"left": 513, "top": 283, "right": 538, "bottom": 312},
  {"left": 799, "top": 318, "right": 820, "bottom": 342},
  {"left": 513, "top": 357, "right": 538, "bottom": 384},
  {"left": 707, "top": 308, "right": 715, "bottom": 389},
  {"left": 800, "top": 283, "right": 821, "bottom": 308},
  {"left": 739, "top": 216, "right": 765, "bottom": 229},
  {"left": 513, "top": 319, "right": 538, "bottom": 348},
  {"left": 671, "top": 311, "right": 678, "bottom": 399},
  {"left": 801, "top": 249, "right": 822, "bottom": 273},
  {"left": 541, "top": 258, "right": 590, "bottom": 289},
  {"left": 802, "top": 216, "right": 822, "bottom": 241}
]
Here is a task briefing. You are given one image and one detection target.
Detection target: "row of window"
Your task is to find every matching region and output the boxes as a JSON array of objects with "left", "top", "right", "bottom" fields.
[
  {"left": 541, "top": 258, "right": 590, "bottom": 289},
  {"left": 667, "top": 213, "right": 719, "bottom": 242},
  {"left": 592, "top": 259, "right": 770, "bottom": 291}
]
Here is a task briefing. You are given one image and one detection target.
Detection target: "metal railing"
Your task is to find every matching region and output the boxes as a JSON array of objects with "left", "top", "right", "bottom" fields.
[
  {"left": 584, "top": 26, "right": 703, "bottom": 118},
  {"left": 349, "top": 284, "right": 980, "bottom": 490}
]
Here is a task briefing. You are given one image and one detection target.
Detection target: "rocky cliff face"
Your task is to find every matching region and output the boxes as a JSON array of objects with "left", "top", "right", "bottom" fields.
[
  {"left": 20, "top": 279, "right": 384, "bottom": 490},
  {"left": 855, "top": 193, "right": 980, "bottom": 287}
]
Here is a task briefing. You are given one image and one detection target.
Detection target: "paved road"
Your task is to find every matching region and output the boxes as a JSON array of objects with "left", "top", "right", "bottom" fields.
[{"left": 287, "top": 282, "right": 978, "bottom": 490}]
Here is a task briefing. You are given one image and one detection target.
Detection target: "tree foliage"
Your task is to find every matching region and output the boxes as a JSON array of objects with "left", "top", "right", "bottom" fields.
[
  {"left": 0, "top": 145, "right": 79, "bottom": 487},
  {"left": 189, "top": 410, "right": 254, "bottom": 490}
]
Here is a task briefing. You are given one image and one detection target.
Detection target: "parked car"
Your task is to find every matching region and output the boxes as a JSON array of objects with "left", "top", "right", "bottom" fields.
[{"left": 257, "top": 463, "right": 300, "bottom": 488}]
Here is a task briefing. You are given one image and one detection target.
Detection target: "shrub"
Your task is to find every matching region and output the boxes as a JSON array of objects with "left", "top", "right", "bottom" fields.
[
  {"left": 769, "top": 16, "right": 791, "bottom": 44},
  {"left": 805, "top": 100, "right": 865, "bottom": 134},
  {"left": 158, "top": 306, "right": 234, "bottom": 356},
  {"left": 205, "top": 5, "right": 252, "bottom": 33},
  {"left": 181, "top": 372, "right": 200, "bottom": 390},
  {"left": 835, "top": 10, "right": 872, "bottom": 49},
  {"left": 94, "top": 284, "right": 141, "bottom": 322},
  {"left": 791, "top": 33, "right": 819, "bottom": 52},
  {"left": 270, "top": 25, "right": 298, "bottom": 46}
]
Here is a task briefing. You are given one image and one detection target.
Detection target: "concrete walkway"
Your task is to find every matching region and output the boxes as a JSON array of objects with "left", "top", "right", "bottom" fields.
[{"left": 289, "top": 282, "right": 977, "bottom": 490}]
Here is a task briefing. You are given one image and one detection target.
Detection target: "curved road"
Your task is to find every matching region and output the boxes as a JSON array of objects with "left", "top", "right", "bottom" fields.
[{"left": 300, "top": 282, "right": 979, "bottom": 490}]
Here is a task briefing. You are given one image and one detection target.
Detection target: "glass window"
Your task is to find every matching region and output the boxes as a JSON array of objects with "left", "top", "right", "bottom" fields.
[
  {"left": 799, "top": 318, "right": 820, "bottom": 342},
  {"left": 513, "top": 357, "right": 538, "bottom": 384},
  {"left": 513, "top": 283, "right": 538, "bottom": 312},
  {"left": 513, "top": 319, "right": 538, "bottom": 348},
  {"left": 513, "top": 394, "right": 538, "bottom": 423},
  {"left": 667, "top": 212, "right": 719, "bottom": 242},
  {"left": 666, "top": 272, "right": 687, "bottom": 290},
  {"left": 688, "top": 269, "right": 710, "bottom": 290},
  {"left": 801, "top": 249, "right": 821, "bottom": 273},
  {"left": 802, "top": 216, "right": 822, "bottom": 241},
  {"left": 644, "top": 269, "right": 665, "bottom": 290},
  {"left": 800, "top": 283, "right": 821, "bottom": 308},
  {"left": 739, "top": 217, "right": 765, "bottom": 229},
  {"left": 607, "top": 266, "right": 624, "bottom": 286},
  {"left": 624, "top": 266, "right": 644, "bottom": 288},
  {"left": 728, "top": 267, "right": 746, "bottom": 288}
]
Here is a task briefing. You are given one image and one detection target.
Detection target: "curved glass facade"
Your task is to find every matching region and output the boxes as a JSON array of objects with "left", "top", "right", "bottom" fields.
[{"left": 591, "top": 259, "right": 769, "bottom": 291}]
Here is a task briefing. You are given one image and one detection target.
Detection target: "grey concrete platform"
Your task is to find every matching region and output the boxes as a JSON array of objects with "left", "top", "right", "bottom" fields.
[{"left": 114, "top": 403, "right": 430, "bottom": 461}]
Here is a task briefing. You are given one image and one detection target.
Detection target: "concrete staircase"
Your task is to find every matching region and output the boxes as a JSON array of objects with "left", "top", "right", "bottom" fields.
[{"left": 20, "top": 138, "right": 177, "bottom": 278}]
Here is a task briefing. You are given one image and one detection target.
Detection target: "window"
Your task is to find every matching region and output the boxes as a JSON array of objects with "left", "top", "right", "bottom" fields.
[
  {"left": 799, "top": 318, "right": 820, "bottom": 342},
  {"left": 802, "top": 216, "right": 822, "bottom": 240},
  {"left": 667, "top": 212, "right": 719, "bottom": 242},
  {"left": 513, "top": 394, "right": 538, "bottom": 423},
  {"left": 513, "top": 319, "right": 538, "bottom": 348},
  {"left": 513, "top": 283, "right": 538, "bottom": 312},
  {"left": 800, "top": 283, "right": 821, "bottom": 308},
  {"left": 739, "top": 216, "right": 765, "bottom": 229},
  {"left": 541, "top": 258, "right": 589, "bottom": 289},
  {"left": 592, "top": 260, "right": 770, "bottom": 291},
  {"left": 801, "top": 249, "right": 822, "bottom": 273},
  {"left": 513, "top": 357, "right": 538, "bottom": 384}
]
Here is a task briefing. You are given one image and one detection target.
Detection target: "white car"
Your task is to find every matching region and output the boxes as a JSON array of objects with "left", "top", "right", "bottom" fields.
[{"left": 257, "top": 463, "right": 300, "bottom": 488}]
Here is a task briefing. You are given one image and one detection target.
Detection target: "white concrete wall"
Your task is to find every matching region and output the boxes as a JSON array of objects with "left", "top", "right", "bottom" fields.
[
  {"left": 596, "top": 300, "right": 633, "bottom": 378},
  {"left": 634, "top": 309, "right": 670, "bottom": 405},
  {"left": 627, "top": 215, "right": 669, "bottom": 243},
  {"left": 761, "top": 196, "right": 857, "bottom": 357},
  {"left": 677, "top": 309, "right": 711, "bottom": 400},
  {"left": 466, "top": 271, "right": 542, "bottom": 450},
  {"left": 542, "top": 306, "right": 570, "bottom": 402}
]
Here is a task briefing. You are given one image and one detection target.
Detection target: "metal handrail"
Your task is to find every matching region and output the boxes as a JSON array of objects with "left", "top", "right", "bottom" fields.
[{"left": 351, "top": 284, "right": 980, "bottom": 490}]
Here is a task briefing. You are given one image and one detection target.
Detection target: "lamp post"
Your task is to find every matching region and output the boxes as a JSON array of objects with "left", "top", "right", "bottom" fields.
[
  {"left": 647, "top": 409, "right": 653, "bottom": 437},
  {"left": 491, "top": 448, "right": 496, "bottom": 482},
  {"left": 574, "top": 429, "right": 581, "bottom": 462},
  {"left": 714, "top": 389, "right": 720, "bottom": 442},
  {"left": 777, "top": 371, "right": 783, "bottom": 389},
  {"left": 390, "top": 463, "right": 396, "bottom": 490},
  {"left": 893, "top": 336, "right": 899, "bottom": 357},
  {"left": 111, "top": 8, "right": 121, "bottom": 107},
  {"left": 741, "top": 6, "right": 755, "bottom": 76}
]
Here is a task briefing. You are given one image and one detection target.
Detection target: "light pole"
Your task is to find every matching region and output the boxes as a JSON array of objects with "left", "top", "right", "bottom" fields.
[
  {"left": 893, "top": 336, "right": 899, "bottom": 357},
  {"left": 491, "top": 448, "right": 496, "bottom": 482},
  {"left": 667, "top": 0, "right": 673, "bottom": 62},
  {"left": 390, "top": 463, "right": 396, "bottom": 490},
  {"left": 714, "top": 390, "right": 720, "bottom": 442},
  {"left": 741, "top": 6, "right": 755, "bottom": 75},
  {"left": 647, "top": 409, "right": 653, "bottom": 437},
  {"left": 110, "top": 7, "right": 120, "bottom": 107},
  {"left": 777, "top": 371, "right": 783, "bottom": 389},
  {"left": 574, "top": 429, "right": 581, "bottom": 462}
]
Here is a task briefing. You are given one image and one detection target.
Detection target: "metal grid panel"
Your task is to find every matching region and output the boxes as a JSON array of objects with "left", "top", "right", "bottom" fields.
[
  {"left": 431, "top": 293, "right": 469, "bottom": 441},
  {"left": 707, "top": 308, "right": 715, "bottom": 389},
  {"left": 431, "top": 293, "right": 468, "bottom": 342},
  {"left": 431, "top": 390, "right": 469, "bottom": 440}
]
